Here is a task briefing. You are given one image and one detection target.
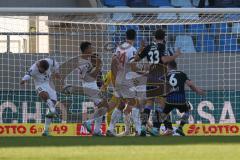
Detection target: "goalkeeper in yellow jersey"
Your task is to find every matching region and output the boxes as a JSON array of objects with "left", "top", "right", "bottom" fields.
[{"left": 101, "top": 70, "right": 121, "bottom": 126}]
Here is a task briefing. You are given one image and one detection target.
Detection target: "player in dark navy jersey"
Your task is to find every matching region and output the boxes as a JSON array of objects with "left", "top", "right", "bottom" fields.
[
  {"left": 163, "top": 61, "right": 205, "bottom": 136},
  {"left": 134, "top": 29, "right": 181, "bottom": 136}
]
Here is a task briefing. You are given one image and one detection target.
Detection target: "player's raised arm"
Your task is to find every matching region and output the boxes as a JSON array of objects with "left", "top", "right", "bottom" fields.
[
  {"left": 134, "top": 46, "right": 149, "bottom": 62},
  {"left": 130, "top": 48, "right": 140, "bottom": 72},
  {"left": 186, "top": 79, "right": 205, "bottom": 96},
  {"left": 52, "top": 59, "right": 60, "bottom": 79},
  {"left": 45, "top": 58, "right": 60, "bottom": 79},
  {"left": 161, "top": 48, "right": 181, "bottom": 64},
  {"left": 20, "top": 65, "right": 35, "bottom": 85},
  {"left": 89, "top": 54, "right": 102, "bottom": 78},
  {"left": 134, "top": 40, "right": 147, "bottom": 62}
]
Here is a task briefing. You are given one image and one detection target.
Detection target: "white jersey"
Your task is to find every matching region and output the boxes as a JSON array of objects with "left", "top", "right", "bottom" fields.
[
  {"left": 113, "top": 42, "right": 138, "bottom": 98},
  {"left": 77, "top": 58, "right": 94, "bottom": 83},
  {"left": 22, "top": 58, "right": 59, "bottom": 87},
  {"left": 22, "top": 58, "right": 59, "bottom": 101},
  {"left": 77, "top": 58, "right": 102, "bottom": 105},
  {"left": 115, "top": 42, "right": 136, "bottom": 81}
]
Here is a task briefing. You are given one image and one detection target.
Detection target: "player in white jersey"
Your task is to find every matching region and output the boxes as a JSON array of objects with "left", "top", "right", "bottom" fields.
[
  {"left": 74, "top": 42, "right": 105, "bottom": 136},
  {"left": 20, "top": 58, "right": 60, "bottom": 136},
  {"left": 107, "top": 29, "right": 142, "bottom": 136},
  {"left": 63, "top": 42, "right": 102, "bottom": 101}
]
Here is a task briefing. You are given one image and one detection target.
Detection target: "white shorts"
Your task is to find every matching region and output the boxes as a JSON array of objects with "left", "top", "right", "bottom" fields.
[
  {"left": 135, "top": 85, "right": 146, "bottom": 99},
  {"left": 114, "top": 81, "right": 136, "bottom": 99},
  {"left": 82, "top": 81, "right": 102, "bottom": 105},
  {"left": 35, "top": 83, "right": 57, "bottom": 101},
  {"left": 114, "top": 72, "right": 142, "bottom": 99}
]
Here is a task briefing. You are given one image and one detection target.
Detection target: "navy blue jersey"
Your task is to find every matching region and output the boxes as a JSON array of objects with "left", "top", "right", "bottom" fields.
[
  {"left": 166, "top": 70, "right": 189, "bottom": 104},
  {"left": 138, "top": 42, "right": 168, "bottom": 97},
  {"left": 138, "top": 42, "right": 166, "bottom": 65}
]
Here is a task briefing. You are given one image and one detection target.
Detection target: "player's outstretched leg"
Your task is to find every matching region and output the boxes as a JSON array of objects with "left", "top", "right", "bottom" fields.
[
  {"left": 120, "top": 112, "right": 131, "bottom": 136},
  {"left": 106, "top": 108, "right": 122, "bottom": 136},
  {"left": 82, "top": 101, "right": 108, "bottom": 136},
  {"left": 83, "top": 120, "right": 92, "bottom": 134},
  {"left": 140, "top": 104, "right": 152, "bottom": 136},
  {"left": 151, "top": 109, "right": 161, "bottom": 136},
  {"left": 162, "top": 116, "right": 174, "bottom": 136},
  {"left": 42, "top": 118, "right": 52, "bottom": 136},
  {"left": 92, "top": 116, "right": 104, "bottom": 136},
  {"left": 176, "top": 111, "right": 189, "bottom": 136},
  {"left": 131, "top": 107, "right": 141, "bottom": 136},
  {"left": 39, "top": 92, "right": 57, "bottom": 136},
  {"left": 42, "top": 109, "right": 53, "bottom": 136},
  {"left": 156, "top": 109, "right": 173, "bottom": 136}
]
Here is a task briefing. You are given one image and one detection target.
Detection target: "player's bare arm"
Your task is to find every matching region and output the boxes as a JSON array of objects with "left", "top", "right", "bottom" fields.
[
  {"left": 111, "top": 55, "right": 120, "bottom": 77},
  {"left": 134, "top": 40, "right": 146, "bottom": 62},
  {"left": 161, "top": 48, "right": 181, "bottom": 64},
  {"left": 89, "top": 56, "right": 102, "bottom": 78},
  {"left": 186, "top": 80, "right": 205, "bottom": 96}
]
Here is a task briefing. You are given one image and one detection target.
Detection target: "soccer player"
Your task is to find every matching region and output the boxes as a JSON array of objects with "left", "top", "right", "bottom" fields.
[
  {"left": 101, "top": 70, "right": 120, "bottom": 126},
  {"left": 134, "top": 29, "right": 181, "bottom": 136},
  {"left": 20, "top": 58, "right": 60, "bottom": 136},
  {"left": 101, "top": 70, "right": 128, "bottom": 136},
  {"left": 76, "top": 41, "right": 105, "bottom": 136},
  {"left": 162, "top": 61, "right": 205, "bottom": 136},
  {"left": 150, "top": 96, "right": 173, "bottom": 136},
  {"left": 108, "top": 29, "right": 142, "bottom": 136}
]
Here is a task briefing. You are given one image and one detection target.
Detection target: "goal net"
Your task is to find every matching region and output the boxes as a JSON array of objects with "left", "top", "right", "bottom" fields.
[{"left": 0, "top": 8, "right": 240, "bottom": 133}]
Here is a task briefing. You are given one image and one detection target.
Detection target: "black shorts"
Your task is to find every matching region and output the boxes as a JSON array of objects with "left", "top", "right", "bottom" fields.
[
  {"left": 146, "top": 64, "right": 169, "bottom": 98},
  {"left": 163, "top": 102, "right": 190, "bottom": 114},
  {"left": 146, "top": 85, "right": 158, "bottom": 92}
]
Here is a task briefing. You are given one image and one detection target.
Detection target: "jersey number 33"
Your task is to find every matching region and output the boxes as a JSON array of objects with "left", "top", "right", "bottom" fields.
[{"left": 148, "top": 50, "right": 160, "bottom": 64}]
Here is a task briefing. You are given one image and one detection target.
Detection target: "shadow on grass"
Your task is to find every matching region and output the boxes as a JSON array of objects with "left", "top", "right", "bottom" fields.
[{"left": 0, "top": 136, "right": 240, "bottom": 147}]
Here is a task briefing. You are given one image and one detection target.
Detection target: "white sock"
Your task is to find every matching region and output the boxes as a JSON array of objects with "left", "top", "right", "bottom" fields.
[
  {"left": 131, "top": 108, "right": 141, "bottom": 135},
  {"left": 109, "top": 108, "right": 122, "bottom": 131},
  {"left": 93, "top": 107, "right": 107, "bottom": 119},
  {"left": 44, "top": 117, "right": 52, "bottom": 133},
  {"left": 94, "top": 116, "right": 102, "bottom": 134},
  {"left": 124, "top": 113, "right": 131, "bottom": 133},
  {"left": 46, "top": 99, "right": 56, "bottom": 113}
]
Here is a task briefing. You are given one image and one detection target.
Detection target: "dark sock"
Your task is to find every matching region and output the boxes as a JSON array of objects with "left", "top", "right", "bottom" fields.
[
  {"left": 164, "top": 115, "right": 173, "bottom": 130},
  {"left": 179, "top": 121, "right": 185, "bottom": 129},
  {"left": 141, "top": 107, "right": 151, "bottom": 126},
  {"left": 153, "top": 110, "right": 160, "bottom": 130}
]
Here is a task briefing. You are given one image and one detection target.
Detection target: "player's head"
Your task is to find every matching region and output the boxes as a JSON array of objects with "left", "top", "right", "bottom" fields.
[
  {"left": 80, "top": 41, "right": 92, "bottom": 55},
  {"left": 155, "top": 29, "right": 165, "bottom": 40},
  {"left": 168, "top": 60, "right": 177, "bottom": 70},
  {"left": 38, "top": 60, "right": 49, "bottom": 73},
  {"left": 126, "top": 29, "right": 136, "bottom": 41}
]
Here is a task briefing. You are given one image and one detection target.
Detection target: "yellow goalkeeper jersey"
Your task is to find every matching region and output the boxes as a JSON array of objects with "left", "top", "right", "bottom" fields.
[{"left": 103, "top": 71, "right": 115, "bottom": 87}]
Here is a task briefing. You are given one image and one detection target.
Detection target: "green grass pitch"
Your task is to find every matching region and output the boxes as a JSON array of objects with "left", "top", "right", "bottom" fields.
[{"left": 0, "top": 136, "right": 240, "bottom": 160}]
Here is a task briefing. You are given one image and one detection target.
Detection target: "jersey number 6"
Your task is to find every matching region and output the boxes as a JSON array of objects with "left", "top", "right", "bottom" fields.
[{"left": 169, "top": 74, "right": 178, "bottom": 87}]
